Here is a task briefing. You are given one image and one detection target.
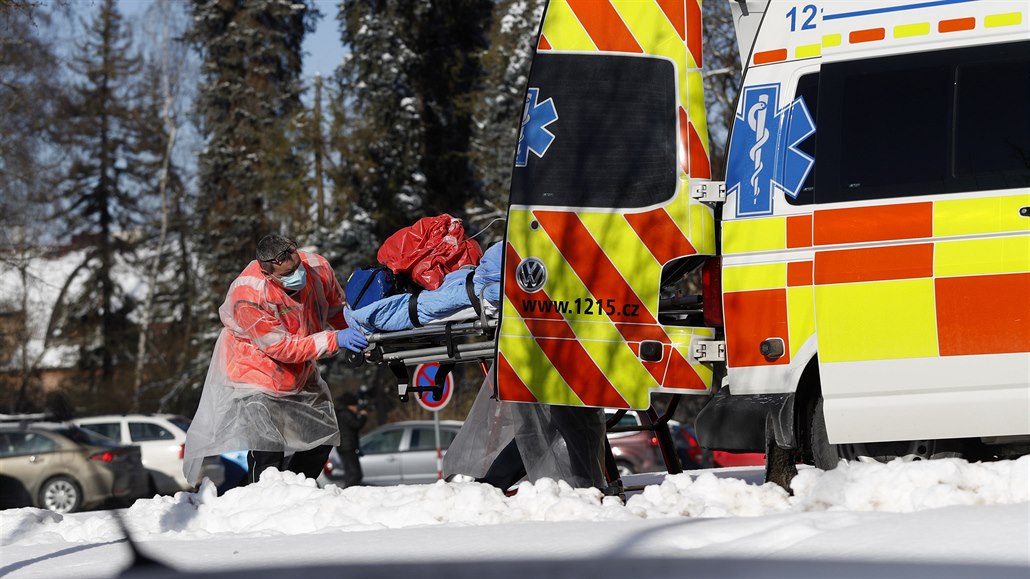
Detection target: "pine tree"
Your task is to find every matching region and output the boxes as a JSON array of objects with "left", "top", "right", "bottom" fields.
[
  {"left": 0, "top": 5, "right": 61, "bottom": 244},
  {"left": 128, "top": 0, "right": 204, "bottom": 413},
  {"left": 187, "top": 0, "right": 317, "bottom": 316},
  {"left": 703, "top": 0, "right": 742, "bottom": 178},
  {"left": 330, "top": 0, "right": 492, "bottom": 245},
  {"left": 50, "top": 0, "right": 162, "bottom": 400},
  {"left": 469, "top": 0, "right": 545, "bottom": 224}
]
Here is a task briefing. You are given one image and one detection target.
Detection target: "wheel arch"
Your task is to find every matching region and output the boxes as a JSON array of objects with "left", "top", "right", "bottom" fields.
[
  {"left": 791, "top": 355, "right": 822, "bottom": 464},
  {"left": 768, "top": 352, "right": 821, "bottom": 453}
]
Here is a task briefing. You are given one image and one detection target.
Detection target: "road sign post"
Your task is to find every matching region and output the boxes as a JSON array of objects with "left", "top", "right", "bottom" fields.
[{"left": 413, "top": 363, "right": 453, "bottom": 479}]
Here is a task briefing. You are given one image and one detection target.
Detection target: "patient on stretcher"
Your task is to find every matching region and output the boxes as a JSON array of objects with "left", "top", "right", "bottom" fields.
[{"left": 344, "top": 241, "right": 502, "bottom": 335}]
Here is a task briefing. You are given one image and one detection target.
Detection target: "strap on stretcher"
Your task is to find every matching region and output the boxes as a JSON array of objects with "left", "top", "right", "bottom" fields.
[
  {"left": 405, "top": 269, "right": 480, "bottom": 328},
  {"left": 366, "top": 277, "right": 497, "bottom": 401}
]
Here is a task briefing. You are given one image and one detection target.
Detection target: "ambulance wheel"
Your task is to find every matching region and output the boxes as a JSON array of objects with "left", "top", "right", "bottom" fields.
[
  {"left": 838, "top": 440, "right": 947, "bottom": 463},
  {"left": 810, "top": 396, "right": 952, "bottom": 468}
]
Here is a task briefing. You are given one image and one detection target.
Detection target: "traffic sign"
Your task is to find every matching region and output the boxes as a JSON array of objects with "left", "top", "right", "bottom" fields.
[{"left": 413, "top": 363, "right": 453, "bottom": 412}]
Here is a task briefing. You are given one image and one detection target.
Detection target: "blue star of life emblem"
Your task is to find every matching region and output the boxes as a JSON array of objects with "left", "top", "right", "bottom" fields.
[
  {"left": 515, "top": 87, "right": 558, "bottom": 167},
  {"left": 726, "top": 83, "right": 815, "bottom": 216}
]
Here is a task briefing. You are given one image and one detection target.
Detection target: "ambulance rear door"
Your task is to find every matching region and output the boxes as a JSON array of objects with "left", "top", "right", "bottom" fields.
[{"left": 496, "top": 0, "right": 718, "bottom": 409}]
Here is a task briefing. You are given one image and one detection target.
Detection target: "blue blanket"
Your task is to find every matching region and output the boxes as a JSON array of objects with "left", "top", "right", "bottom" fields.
[{"left": 345, "top": 241, "right": 502, "bottom": 334}]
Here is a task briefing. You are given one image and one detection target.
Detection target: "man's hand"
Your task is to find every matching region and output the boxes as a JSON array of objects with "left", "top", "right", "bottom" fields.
[{"left": 336, "top": 327, "right": 369, "bottom": 353}]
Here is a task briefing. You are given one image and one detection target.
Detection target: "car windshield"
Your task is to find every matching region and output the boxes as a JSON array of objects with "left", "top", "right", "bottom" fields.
[
  {"left": 54, "top": 425, "right": 120, "bottom": 448},
  {"left": 167, "top": 416, "right": 191, "bottom": 432}
]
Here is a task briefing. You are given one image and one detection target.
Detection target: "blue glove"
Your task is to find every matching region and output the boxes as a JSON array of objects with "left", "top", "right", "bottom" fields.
[{"left": 336, "top": 327, "right": 369, "bottom": 353}]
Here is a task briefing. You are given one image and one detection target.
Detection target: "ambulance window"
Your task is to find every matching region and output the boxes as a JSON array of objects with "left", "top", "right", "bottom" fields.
[
  {"left": 814, "top": 40, "right": 1030, "bottom": 203},
  {"left": 786, "top": 73, "right": 818, "bottom": 206},
  {"left": 954, "top": 56, "right": 1030, "bottom": 190},
  {"left": 510, "top": 53, "right": 678, "bottom": 209},
  {"left": 820, "top": 63, "right": 951, "bottom": 202}
]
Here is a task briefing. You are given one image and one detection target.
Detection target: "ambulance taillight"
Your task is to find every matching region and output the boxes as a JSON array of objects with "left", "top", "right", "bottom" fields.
[{"left": 702, "top": 257, "right": 723, "bottom": 327}]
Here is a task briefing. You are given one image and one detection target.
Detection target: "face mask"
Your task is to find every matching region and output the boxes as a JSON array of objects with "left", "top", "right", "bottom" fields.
[{"left": 278, "top": 264, "right": 307, "bottom": 291}]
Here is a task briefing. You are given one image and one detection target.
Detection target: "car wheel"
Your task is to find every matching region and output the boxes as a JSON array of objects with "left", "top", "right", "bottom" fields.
[
  {"left": 616, "top": 461, "right": 635, "bottom": 477},
  {"left": 40, "top": 476, "right": 82, "bottom": 514}
]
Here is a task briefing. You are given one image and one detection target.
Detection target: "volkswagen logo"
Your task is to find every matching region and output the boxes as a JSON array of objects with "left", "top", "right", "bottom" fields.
[{"left": 515, "top": 257, "right": 547, "bottom": 293}]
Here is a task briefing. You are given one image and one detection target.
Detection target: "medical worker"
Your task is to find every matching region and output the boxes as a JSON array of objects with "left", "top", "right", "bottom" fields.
[{"left": 183, "top": 234, "right": 369, "bottom": 486}]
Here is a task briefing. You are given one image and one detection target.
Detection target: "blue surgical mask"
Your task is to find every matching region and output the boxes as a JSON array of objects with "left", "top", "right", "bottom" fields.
[{"left": 279, "top": 264, "right": 307, "bottom": 291}]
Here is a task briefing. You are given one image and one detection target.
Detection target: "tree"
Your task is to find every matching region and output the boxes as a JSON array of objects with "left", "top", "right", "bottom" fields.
[
  {"left": 0, "top": 4, "right": 61, "bottom": 410},
  {"left": 129, "top": 0, "right": 203, "bottom": 413},
  {"left": 50, "top": 0, "right": 163, "bottom": 403},
  {"left": 469, "top": 0, "right": 546, "bottom": 226},
  {"left": 0, "top": 4, "right": 61, "bottom": 247},
  {"left": 330, "top": 0, "right": 492, "bottom": 244},
  {"left": 187, "top": 0, "right": 318, "bottom": 318},
  {"left": 702, "top": 0, "right": 742, "bottom": 179}
]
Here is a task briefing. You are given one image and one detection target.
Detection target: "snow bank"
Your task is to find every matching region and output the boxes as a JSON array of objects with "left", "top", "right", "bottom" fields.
[{"left": 3, "top": 456, "right": 1027, "bottom": 548}]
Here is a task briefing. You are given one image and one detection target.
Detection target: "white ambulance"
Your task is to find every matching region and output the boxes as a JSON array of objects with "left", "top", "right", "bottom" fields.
[{"left": 497, "top": 0, "right": 1029, "bottom": 476}]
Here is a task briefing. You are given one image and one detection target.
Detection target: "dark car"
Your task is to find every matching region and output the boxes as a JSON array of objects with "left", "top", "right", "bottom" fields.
[
  {"left": 0, "top": 421, "right": 149, "bottom": 513},
  {"left": 319, "top": 420, "right": 464, "bottom": 487},
  {"left": 671, "top": 423, "right": 766, "bottom": 469}
]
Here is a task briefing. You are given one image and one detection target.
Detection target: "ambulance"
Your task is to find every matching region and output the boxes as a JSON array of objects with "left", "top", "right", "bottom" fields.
[{"left": 497, "top": 0, "right": 1030, "bottom": 474}]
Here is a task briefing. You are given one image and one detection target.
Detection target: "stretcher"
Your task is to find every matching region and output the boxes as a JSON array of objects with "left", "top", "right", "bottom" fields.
[
  {"left": 346, "top": 303, "right": 498, "bottom": 402},
  {"left": 342, "top": 239, "right": 503, "bottom": 402}
]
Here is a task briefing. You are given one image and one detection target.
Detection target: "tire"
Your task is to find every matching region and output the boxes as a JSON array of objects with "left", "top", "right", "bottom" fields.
[
  {"left": 838, "top": 440, "right": 947, "bottom": 462},
  {"left": 39, "top": 476, "right": 82, "bottom": 514},
  {"left": 809, "top": 396, "right": 953, "bottom": 469}
]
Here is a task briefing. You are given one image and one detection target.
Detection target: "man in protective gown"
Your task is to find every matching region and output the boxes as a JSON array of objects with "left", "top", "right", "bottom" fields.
[
  {"left": 183, "top": 234, "right": 368, "bottom": 486},
  {"left": 443, "top": 367, "right": 610, "bottom": 492}
]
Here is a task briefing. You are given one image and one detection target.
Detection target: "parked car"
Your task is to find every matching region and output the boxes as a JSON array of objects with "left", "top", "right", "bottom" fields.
[
  {"left": 74, "top": 414, "right": 225, "bottom": 494},
  {"left": 605, "top": 411, "right": 665, "bottom": 476},
  {"left": 0, "top": 421, "right": 148, "bottom": 513},
  {"left": 671, "top": 423, "right": 766, "bottom": 469},
  {"left": 319, "top": 420, "right": 463, "bottom": 487}
]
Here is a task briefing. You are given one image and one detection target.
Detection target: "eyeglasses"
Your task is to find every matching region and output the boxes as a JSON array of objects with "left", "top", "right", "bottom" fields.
[{"left": 260, "top": 245, "right": 296, "bottom": 266}]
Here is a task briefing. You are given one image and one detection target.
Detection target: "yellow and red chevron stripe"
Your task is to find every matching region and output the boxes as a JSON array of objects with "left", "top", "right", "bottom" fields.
[
  {"left": 500, "top": 206, "right": 713, "bottom": 409},
  {"left": 499, "top": 0, "right": 715, "bottom": 409}
]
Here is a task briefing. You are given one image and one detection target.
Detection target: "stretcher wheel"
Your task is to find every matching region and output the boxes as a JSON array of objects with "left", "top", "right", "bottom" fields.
[{"left": 344, "top": 350, "right": 364, "bottom": 368}]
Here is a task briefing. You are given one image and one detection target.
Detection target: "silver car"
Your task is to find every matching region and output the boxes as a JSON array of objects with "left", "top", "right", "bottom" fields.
[{"left": 320, "top": 420, "right": 463, "bottom": 486}]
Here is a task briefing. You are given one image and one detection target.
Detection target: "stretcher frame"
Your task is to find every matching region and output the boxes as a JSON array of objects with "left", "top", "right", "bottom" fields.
[{"left": 353, "top": 308, "right": 498, "bottom": 402}]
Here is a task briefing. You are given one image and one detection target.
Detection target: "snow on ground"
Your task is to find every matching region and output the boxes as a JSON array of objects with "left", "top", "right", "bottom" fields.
[{"left": 1, "top": 457, "right": 1028, "bottom": 578}]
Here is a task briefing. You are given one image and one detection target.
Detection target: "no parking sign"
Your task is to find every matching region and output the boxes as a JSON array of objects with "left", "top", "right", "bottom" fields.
[{"left": 413, "top": 363, "right": 453, "bottom": 412}]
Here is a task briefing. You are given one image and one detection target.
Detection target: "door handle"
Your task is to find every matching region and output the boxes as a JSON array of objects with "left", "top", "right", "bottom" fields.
[
  {"left": 29, "top": 455, "right": 42, "bottom": 463},
  {"left": 1020, "top": 207, "right": 1030, "bottom": 217}
]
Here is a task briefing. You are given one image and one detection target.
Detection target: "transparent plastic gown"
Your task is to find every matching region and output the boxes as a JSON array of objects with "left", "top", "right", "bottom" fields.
[
  {"left": 184, "top": 253, "right": 345, "bottom": 486},
  {"left": 443, "top": 368, "right": 607, "bottom": 489}
]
